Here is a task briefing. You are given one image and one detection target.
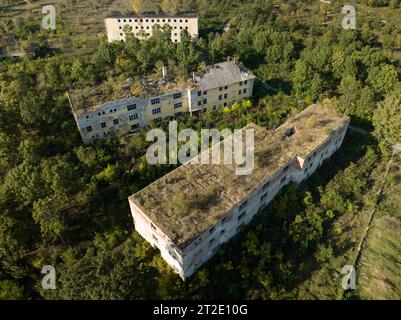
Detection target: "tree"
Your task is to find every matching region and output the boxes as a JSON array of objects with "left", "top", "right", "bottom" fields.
[
  {"left": 161, "top": 0, "right": 179, "bottom": 14},
  {"left": 0, "top": 280, "right": 25, "bottom": 300},
  {"left": 373, "top": 90, "right": 401, "bottom": 145},
  {"left": 367, "top": 64, "right": 399, "bottom": 95}
]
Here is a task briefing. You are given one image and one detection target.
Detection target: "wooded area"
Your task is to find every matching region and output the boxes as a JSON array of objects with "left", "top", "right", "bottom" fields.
[{"left": 0, "top": 0, "right": 400, "bottom": 299}]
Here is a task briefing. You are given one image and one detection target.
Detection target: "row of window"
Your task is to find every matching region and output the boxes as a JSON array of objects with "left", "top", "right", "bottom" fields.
[
  {"left": 196, "top": 83, "right": 246, "bottom": 98},
  {"left": 86, "top": 113, "right": 139, "bottom": 132},
  {"left": 85, "top": 104, "right": 137, "bottom": 120},
  {"left": 198, "top": 98, "right": 207, "bottom": 106},
  {"left": 117, "top": 18, "right": 191, "bottom": 24},
  {"left": 120, "top": 25, "right": 189, "bottom": 32}
]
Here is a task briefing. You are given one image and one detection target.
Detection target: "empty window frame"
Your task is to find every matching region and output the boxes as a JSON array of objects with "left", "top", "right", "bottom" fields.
[
  {"left": 173, "top": 92, "right": 182, "bottom": 99},
  {"left": 174, "top": 102, "right": 182, "bottom": 109},
  {"left": 152, "top": 108, "right": 161, "bottom": 115},
  {"left": 151, "top": 98, "right": 160, "bottom": 105},
  {"left": 129, "top": 114, "right": 139, "bottom": 121}
]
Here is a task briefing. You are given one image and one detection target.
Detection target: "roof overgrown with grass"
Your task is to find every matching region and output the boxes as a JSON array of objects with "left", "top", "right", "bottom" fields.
[{"left": 129, "top": 103, "right": 350, "bottom": 249}]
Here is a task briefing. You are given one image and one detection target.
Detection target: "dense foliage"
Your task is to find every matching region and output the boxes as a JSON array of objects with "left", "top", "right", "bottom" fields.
[{"left": 0, "top": 0, "right": 400, "bottom": 299}]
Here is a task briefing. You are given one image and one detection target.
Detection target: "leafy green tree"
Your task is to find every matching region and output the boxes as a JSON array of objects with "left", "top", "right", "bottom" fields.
[
  {"left": 373, "top": 90, "right": 401, "bottom": 145},
  {"left": 0, "top": 280, "right": 25, "bottom": 300}
]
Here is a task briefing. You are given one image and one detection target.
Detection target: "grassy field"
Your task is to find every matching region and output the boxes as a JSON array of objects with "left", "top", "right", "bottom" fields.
[
  {"left": 295, "top": 128, "right": 380, "bottom": 300},
  {"left": 357, "top": 156, "right": 401, "bottom": 300}
]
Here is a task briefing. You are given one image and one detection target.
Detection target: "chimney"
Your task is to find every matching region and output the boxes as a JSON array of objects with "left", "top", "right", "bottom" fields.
[{"left": 162, "top": 66, "right": 167, "bottom": 79}]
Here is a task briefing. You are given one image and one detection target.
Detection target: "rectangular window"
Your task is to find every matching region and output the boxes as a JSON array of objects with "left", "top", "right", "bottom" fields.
[
  {"left": 283, "top": 164, "right": 290, "bottom": 172},
  {"left": 243, "top": 88, "right": 247, "bottom": 93},
  {"left": 209, "top": 226, "right": 215, "bottom": 234},
  {"left": 244, "top": 80, "right": 248, "bottom": 85},
  {"left": 239, "top": 81, "right": 243, "bottom": 86},
  {"left": 87, "top": 126, "right": 92, "bottom": 132},
  {"left": 203, "top": 98, "right": 207, "bottom": 104},
  {"left": 154, "top": 117, "right": 162, "bottom": 124},
  {"left": 127, "top": 104, "right": 136, "bottom": 111},
  {"left": 174, "top": 102, "right": 182, "bottom": 109},
  {"left": 113, "top": 119, "right": 119, "bottom": 125},
  {"left": 224, "top": 94, "right": 228, "bottom": 99},
  {"left": 151, "top": 98, "right": 160, "bottom": 105},
  {"left": 219, "top": 95, "right": 222, "bottom": 100},
  {"left": 224, "top": 86, "right": 228, "bottom": 90},
  {"left": 131, "top": 124, "right": 140, "bottom": 130},
  {"left": 101, "top": 122, "right": 106, "bottom": 129},
  {"left": 238, "top": 90, "right": 242, "bottom": 95},
  {"left": 209, "top": 238, "right": 215, "bottom": 244},
  {"left": 261, "top": 193, "right": 268, "bottom": 201},
  {"left": 152, "top": 108, "right": 161, "bottom": 115},
  {"left": 263, "top": 180, "right": 270, "bottom": 190},
  {"left": 203, "top": 91, "right": 207, "bottom": 95},
  {"left": 219, "top": 87, "right": 223, "bottom": 91},
  {"left": 173, "top": 92, "right": 182, "bottom": 99},
  {"left": 129, "top": 114, "right": 139, "bottom": 121},
  {"left": 197, "top": 91, "right": 202, "bottom": 96}
]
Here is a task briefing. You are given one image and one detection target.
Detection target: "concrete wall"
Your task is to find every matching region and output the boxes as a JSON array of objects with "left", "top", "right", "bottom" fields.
[
  {"left": 105, "top": 16, "right": 199, "bottom": 43},
  {"left": 129, "top": 199, "right": 185, "bottom": 278}
]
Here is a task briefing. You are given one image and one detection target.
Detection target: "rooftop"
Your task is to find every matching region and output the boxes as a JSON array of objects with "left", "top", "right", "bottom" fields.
[
  {"left": 69, "top": 61, "right": 254, "bottom": 116},
  {"left": 193, "top": 61, "right": 256, "bottom": 91},
  {"left": 129, "top": 104, "right": 350, "bottom": 249},
  {"left": 69, "top": 74, "right": 190, "bottom": 116}
]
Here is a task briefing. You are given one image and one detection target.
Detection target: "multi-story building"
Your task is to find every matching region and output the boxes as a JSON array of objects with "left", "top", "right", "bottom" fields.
[
  {"left": 188, "top": 60, "right": 256, "bottom": 115},
  {"left": 69, "top": 60, "right": 255, "bottom": 144},
  {"left": 68, "top": 77, "right": 189, "bottom": 144},
  {"left": 128, "top": 104, "right": 351, "bottom": 280},
  {"left": 105, "top": 12, "right": 199, "bottom": 43}
]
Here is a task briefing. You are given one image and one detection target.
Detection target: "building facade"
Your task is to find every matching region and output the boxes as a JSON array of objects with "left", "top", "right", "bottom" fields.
[
  {"left": 128, "top": 104, "right": 351, "bottom": 280},
  {"left": 70, "top": 61, "right": 254, "bottom": 144},
  {"left": 188, "top": 61, "right": 255, "bottom": 115},
  {"left": 105, "top": 13, "right": 199, "bottom": 43},
  {"left": 69, "top": 90, "right": 188, "bottom": 144}
]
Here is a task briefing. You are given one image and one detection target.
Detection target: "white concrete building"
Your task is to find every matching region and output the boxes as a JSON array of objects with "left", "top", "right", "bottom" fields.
[
  {"left": 105, "top": 12, "right": 199, "bottom": 43},
  {"left": 69, "top": 61, "right": 255, "bottom": 144},
  {"left": 128, "top": 104, "right": 351, "bottom": 280}
]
